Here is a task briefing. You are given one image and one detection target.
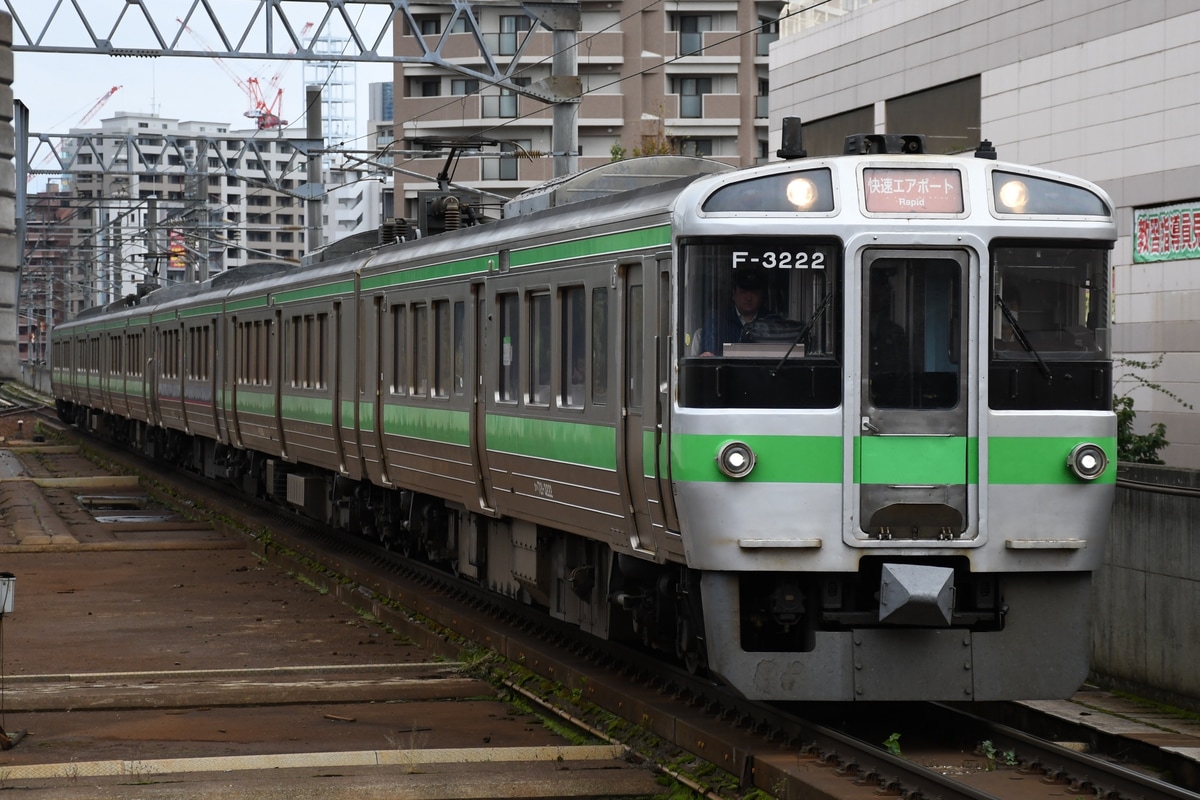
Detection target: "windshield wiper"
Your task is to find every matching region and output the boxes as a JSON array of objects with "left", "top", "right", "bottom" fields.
[
  {"left": 996, "top": 294, "right": 1052, "bottom": 381},
  {"left": 771, "top": 290, "right": 834, "bottom": 375}
]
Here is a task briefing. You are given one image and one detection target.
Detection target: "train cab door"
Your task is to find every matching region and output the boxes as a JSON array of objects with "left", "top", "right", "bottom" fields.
[
  {"left": 618, "top": 258, "right": 664, "bottom": 558},
  {"left": 856, "top": 249, "right": 975, "bottom": 541}
]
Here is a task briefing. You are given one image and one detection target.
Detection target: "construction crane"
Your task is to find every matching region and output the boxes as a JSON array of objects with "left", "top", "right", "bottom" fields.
[
  {"left": 177, "top": 19, "right": 289, "bottom": 130},
  {"left": 258, "top": 21, "right": 315, "bottom": 98},
  {"left": 29, "top": 85, "right": 121, "bottom": 181}
]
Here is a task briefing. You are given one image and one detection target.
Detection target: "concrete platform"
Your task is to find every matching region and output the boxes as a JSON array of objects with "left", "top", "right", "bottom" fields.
[{"left": 0, "top": 440, "right": 663, "bottom": 797}]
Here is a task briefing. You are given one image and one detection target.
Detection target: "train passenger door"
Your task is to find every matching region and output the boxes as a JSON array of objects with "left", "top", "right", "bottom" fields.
[
  {"left": 619, "top": 259, "right": 661, "bottom": 557},
  {"left": 365, "top": 295, "right": 392, "bottom": 487},
  {"left": 228, "top": 317, "right": 243, "bottom": 448},
  {"left": 273, "top": 309, "right": 288, "bottom": 459},
  {"left": 857, "top": 249, "right": 974, "bottom": 541},
  {"left": 209, "top": 316, "right": 223, "bottom": 443},
  {"left": 332, "top": 300, "right": 359, "bottom": 478},
  {"left": 470, "top": 284, "right": 497, "bottom": 513}
]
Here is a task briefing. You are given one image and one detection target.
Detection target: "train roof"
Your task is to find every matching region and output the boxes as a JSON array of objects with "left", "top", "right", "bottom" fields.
[{"left": 502, "top": 155, "right": 733, "bottom": 217}]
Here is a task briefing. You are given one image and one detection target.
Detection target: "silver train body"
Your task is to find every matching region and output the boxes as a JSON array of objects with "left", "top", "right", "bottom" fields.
[{"left": 52, "top": 140, "right": 1117, "bottom": 701}]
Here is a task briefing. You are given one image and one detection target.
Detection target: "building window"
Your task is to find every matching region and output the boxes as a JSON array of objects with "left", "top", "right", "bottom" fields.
[
  {"left": 674, "top": 77, "right": 712, "bottom": 119},
  {"left": 408, "top": 15, "right": 440, "bottom": 36},
  {"left": 673, "top": 138, "right": 713, "bottom": 157},
  {"left": 885, "top": 76, "right": 981, "bottom": 155},
  {"left": 676, "top": 14, "right": 711, "bottom": 56},
  {"left": 498, "top": 14, "right": 530, "bottom": 56},
  {"left": 451, "top": 78, "right": 480, "bottom": 96},
  {"left": 483, "top": 89, "right": 518, "bottom": 118},
  {"left": 483, "top": 139, "right": 529, "bottom": 181}
]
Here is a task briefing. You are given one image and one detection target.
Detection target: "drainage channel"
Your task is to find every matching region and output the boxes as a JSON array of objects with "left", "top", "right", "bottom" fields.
[{"left": 76, "top": 493, "right": 180, "bottom": 524}]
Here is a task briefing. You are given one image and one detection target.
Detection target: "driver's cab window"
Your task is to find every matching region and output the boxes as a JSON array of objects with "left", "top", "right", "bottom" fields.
[
  {"left": 991, "top": 246, "right": 1110, "bottom": 360},
  {"left": 679, "top": 238, "right": 841, "bottom": 409},
  {"left": 682, "top": 239, "right": 837, "bottom": 359}
]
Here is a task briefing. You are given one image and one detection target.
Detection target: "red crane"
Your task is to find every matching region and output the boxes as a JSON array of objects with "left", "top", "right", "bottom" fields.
[
  {"left": 178, "top": 19, "right": 289, "bottom": 130},
  {"left": 29, "top": 85, "right": 121, "bottom": 181}
]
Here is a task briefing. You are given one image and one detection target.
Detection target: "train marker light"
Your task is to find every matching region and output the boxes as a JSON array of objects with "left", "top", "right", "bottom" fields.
[
  {"left": 717, "top": 441, "right": 756, "bottom": 479},
  {"left": 786, "top": 177, "right": 819, "bottom": 210},
  {"left": 1067, "top": 443, "right": 1108, "bottom": 480},
  {"left": 997, "top": 179, "right": 1029, "bottom": 213}
]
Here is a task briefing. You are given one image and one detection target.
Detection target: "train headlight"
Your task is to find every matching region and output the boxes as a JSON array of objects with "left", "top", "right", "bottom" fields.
[
  {"left": 1067, "top": 442, "right": 1108, "bottom": 481},
  {"left": 785, "top": 177, "right": 819, "bottom": 211},
  {"left": 716, "top": 441, "right": 756, "bottom": 479},
  {"left": 996, "top": 179, "right": 1029, "bottom": 213},
  {"left": 782, "top": 177, "right": 820, "bottom": 211}
]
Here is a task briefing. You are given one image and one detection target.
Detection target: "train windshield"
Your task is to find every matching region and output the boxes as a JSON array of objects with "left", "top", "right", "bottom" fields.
[
  {"left": 991, "top": 245, "right": 1110, "bottom": 361},
  {"left": 678, "top": 238, "right": 841, "bottom": 409}
]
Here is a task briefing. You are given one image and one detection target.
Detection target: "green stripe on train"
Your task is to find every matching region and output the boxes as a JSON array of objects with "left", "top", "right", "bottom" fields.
[
  {"left": 233, "top": 389, "right": 275, "bottom": 417},
  {"left": 989, "top": 436, "right": 1116, "bottom": 484},
  {"left": 361, "top": 256, "right": 493, "bottom": 291},
  {"left": 670, "top": 434, "right": 843, "bottom": 483},
  {"left": 855, "top": 436, "right": 975, "bottom": 484},
  {"left": 486, "top": 414, "right": 616, "bottom": 470},
  {"left": 510, "top": 225, "right": 672, "bottom": 268},
  {"left": 280, "top": 395, "right": 334, "bottom": 425},
  {"left": 381, "top": 404, "right": 470, "bottom": 445},
  {"left": 273, "top": 280, "right": 356, "bottom": 305}
]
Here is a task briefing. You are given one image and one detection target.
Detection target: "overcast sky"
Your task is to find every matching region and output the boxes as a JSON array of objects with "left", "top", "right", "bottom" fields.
[{"left": 10, "top": 0, "right": 396, "bottom": 184}]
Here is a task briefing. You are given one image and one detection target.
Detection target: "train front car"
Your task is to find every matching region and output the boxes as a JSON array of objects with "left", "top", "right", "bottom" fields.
[{"left": 671, "top": 141, "right": 1116, "bottom": 701}]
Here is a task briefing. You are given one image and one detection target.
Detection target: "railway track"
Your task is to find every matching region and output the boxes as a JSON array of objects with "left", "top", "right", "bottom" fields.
[{"left": 18, "top": 401, "right": 1200, "bottom": 800}]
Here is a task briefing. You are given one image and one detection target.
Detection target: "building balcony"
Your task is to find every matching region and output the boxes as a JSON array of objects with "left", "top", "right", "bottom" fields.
[{"left": 672, "top": 30, "right": 743, "bottom": 61}]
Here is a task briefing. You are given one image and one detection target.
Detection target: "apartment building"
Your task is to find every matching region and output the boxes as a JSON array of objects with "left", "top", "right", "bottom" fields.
[
  {"left": 61, "top": 112, "right": 312, "bottom": 299},
  {"left": 388, "top": 0, "right": 783, "bottom": 220}
]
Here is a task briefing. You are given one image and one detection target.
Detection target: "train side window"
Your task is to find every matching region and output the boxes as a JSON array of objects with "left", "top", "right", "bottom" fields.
[
  {"left": 529, "top": 292, "right": 551, "bottom": 406},
  {"left": 316, "top": 313, "right": 327, "bottom": 389},
  {"left": 453, "top": 301, "right": 465, "bottom": 396},
  {"left": 591, "top": 288, "right": 608, "bottom": 405},
  {"left": 433, "top": 300, "right": 451, "bottom": 398},
  {"left": 561, "top": 287, "right": 586, "bottom": 408},
  {"left": 626, "top": 284, "right": 644, "bottom": 407},
  {"left": 498, "top": 293, "right": 520, "bottom": 403},
  {"left": 288, "top": 317, "right": 301, "bottom": 387},
  {"left": 306, "top": 315, "right": 318, "bottom": 388},
  {"left": 391, "top": 305, "right": 407, "bottom": 395},
  {"left": 413, "top": 304, "right": 429, "bottom": 396}
]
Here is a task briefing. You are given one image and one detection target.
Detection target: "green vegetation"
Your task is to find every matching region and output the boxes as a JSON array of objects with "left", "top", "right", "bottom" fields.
[{"left": 1113, "top": 354, "right": 1193, "bottom": 463}]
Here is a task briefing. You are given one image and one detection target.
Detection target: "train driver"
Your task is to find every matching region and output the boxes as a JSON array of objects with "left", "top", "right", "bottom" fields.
[{"left": 699, "top": 267, "right": 772, "bottom": 356}]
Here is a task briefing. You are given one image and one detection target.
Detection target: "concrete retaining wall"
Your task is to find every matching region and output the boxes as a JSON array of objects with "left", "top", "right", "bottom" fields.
[
  {"left": 0, "top": 14, "right": 17, "bottom": 381},
  {"left": 1092, "top": 464, "right": 1200, "bottom": 710}
]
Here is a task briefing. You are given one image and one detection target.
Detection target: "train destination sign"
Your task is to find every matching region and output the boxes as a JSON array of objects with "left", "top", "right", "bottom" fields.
[{"left": 863, "top": 168, "right": 964, "bottom": 213}]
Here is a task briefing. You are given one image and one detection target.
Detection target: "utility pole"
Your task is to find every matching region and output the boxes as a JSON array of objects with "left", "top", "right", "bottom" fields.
[{"left": 306, "top": 85, "right": 325, "bottom": 254}]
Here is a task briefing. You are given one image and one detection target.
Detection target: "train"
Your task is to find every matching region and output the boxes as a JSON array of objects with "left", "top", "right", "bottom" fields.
[{"left": 51, "top": 126, "right": 1118, "bottom": 701}]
